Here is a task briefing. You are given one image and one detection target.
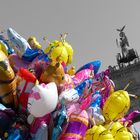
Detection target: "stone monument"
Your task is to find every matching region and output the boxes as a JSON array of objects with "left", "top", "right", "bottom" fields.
[{"left": 109, "top": 26, "right": 140, "bottom": 115}]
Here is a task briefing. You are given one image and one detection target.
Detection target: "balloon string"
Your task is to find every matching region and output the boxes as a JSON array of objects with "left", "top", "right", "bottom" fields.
[
  {"left": 128, "top": 94, "right": 138, "bottom": 99},
  {"left": 123, "top": 81, "right": 132, "bottom": 90},
  {"left": 107, "top": 121, "right": 114, "bottom": 130}
]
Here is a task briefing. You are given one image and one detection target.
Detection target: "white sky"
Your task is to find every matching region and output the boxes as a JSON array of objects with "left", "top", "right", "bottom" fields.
[{"left": 1, "top": 0, "right": 140, "bottom": 71}]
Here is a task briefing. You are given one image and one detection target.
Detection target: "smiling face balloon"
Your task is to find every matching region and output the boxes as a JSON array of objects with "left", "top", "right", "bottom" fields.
[{"left": 28, "top": 82, "right": 58, "bottom": 117}]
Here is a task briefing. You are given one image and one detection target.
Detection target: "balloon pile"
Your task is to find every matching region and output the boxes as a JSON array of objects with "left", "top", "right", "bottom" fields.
[{"left": 0, "top": 27, "right": 139, "bottom": 140}]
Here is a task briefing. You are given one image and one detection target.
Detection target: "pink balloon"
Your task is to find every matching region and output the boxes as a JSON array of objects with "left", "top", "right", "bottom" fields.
[{"left": 73, "top": 69, "right": 92, "bottom": 86}]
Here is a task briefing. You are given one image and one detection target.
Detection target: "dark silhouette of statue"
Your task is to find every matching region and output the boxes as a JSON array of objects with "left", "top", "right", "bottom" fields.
[
  {"left": 116, "top": 25, "right": 129, "bottom": 58},
  {"left": 116, "top": 26, "right": 139, "bottom": 67}
]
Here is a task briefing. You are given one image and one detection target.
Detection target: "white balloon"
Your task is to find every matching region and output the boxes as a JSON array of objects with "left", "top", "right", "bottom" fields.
[
  {"left": 28, "top": 82, "right": 58, "bottom": 117},
  {"left": 59, "top": 88, "right": 79, "bottom": 103}
]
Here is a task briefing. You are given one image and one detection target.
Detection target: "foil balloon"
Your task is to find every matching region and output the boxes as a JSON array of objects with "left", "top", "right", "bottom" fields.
[
  {"left": 104, "top": 122, "right": 134, "bottom": 140},
  {"left": 87, "top": 107, "right": 105, "bottom": 126},
  {"left": 44, "top": 40, "right": 58, "bottom": 54},
  {"left": 17, "top": 68, "right": 37, "bottom": 113},
  {"left": 103, "top": 90, "right": 130, "bottom": 122},
  {"left": 90, "top": 91, "right": 102, "bottom": 108},
  {"left": 49, "top": 45, "right": 68, "bottom": 64},
  {"left": 22, "top": 48, "right": 44, "bottom": 62},
  {"left": 5, "top": 116, "right": 30, "bottom": 140},
  {"left": 7, "top": 28, "right": 42, "bottom": 62},
  {"left": 94, "top": 71, "right": 115, "bottom": 109},
  {"left": 62, "top": 41, "right": 73, "bottom": 65},
  {"left": 85, "top": 125, "right": 114, "bottom": 140},
  {"left": 44, "top": 40, "right": 68, "bottom": 64},
  {"left": 0, "top": 33, "right": 14, "bottom": 55},
  {"left": 40, "top": 62, "right": 65, "bottom": 86},
  {"left": 73, "top": 69, "right": 92, "bottom": 86},
  {"left": 59, "top": 88, "right": 79, "bottom": 103},
  {"left": 75, "top": 79, "right": 93, "bottom": 97},
  {"left": 28, "top": 36, "right": 42, "bottom": 49},
  {"left": 8, "top": 54, "right": 30, "bottom": 72},
  {"left": 79, "top": 91, "right": 102, "bottom": 110},
  {"left": 7, "top": 27, "right": 31, "bottom": 57},
  {"left": 0, "top": 40, "right": 8, "bottom": 56},
  {"left": 0, "top": 104, "right": 15, "bottom": 135},
  {"left": 29, "top": 57, "right": 50, "bottom": 80},
  {"left": 28, "top": 113, "right": 50, "bottom": 136},
  {"left": 51, "top": 99, "right": 67, "bottom": 140},
  {"left": 33, "top": 123, "right": 48, "bottom": 140},
  {"left": 84, "top": 125, "right": 98, "bottom": 140},
  {"left": 28, "top": 82, "right": 58, "bottom": 117},
  {"left": 120, "top": 110, "right": 140, "bottom": 127},
  {"left": 44, "top": 36, "right": 73, "bottom": 65},
  {"left": 61, "top": 110, "right": 88, "bottom": 140},
  {"left": 76, "top": 60, "right": 101, "bottom": 75},
  {"left": 67, "top": 66, "right": 75, "bottom": 76},
  {"left": 0, "top": 50, "right": 17, "bottom": 108},
  {"left": 65, "top": 102, "right": 80, "bottom": 116},
  {"left": 62, "top": 74, "right": 74, "bottom": 91}
]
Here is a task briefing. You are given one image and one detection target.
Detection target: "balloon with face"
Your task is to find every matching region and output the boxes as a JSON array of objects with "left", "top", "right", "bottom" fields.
[
  {"left": 28, "top": 82, "right": 58, "bottom": 117},
  {"left": 40, "top": 62, "right": 65, "bottom": 86}
]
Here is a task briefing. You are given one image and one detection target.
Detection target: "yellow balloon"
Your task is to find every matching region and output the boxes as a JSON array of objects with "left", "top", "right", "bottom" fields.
[
  {"left": 85, "top": 125, "right": 98, "bottom": 140},
  {"left": 114, "top": 128, "right": 133, "bottom": 140},
  {"left": 44, "top": 40, "right": 59, "bottom": 54},
  {"left": 94, "top": 125, "right": 113, "bottom": 140},
  {"left": 85, "top": 125, "right": 114, "bottom": 140},
  {"left": 104, "top": 122, "right": 134, "bottom": 140},
  {"left": 63, "top": 41, "right": 73, "bottom": 65},
  {"left": 50, "top": 45, "right": 68, "bottom": 64},
  {"left": 67, "top": 66, "right": 75, "bottom": 75},
  {"left": 28, "top": 36, "right": 42, "bottom": 49},
  {"left": 103, "top": 90, "right": 130, "bottom": 122},
  {"left": 0, "top": 41, "right": 8, "bottom": 56},
  {"left": 44, "top": 39, "right": 73, "bottom": 65}
]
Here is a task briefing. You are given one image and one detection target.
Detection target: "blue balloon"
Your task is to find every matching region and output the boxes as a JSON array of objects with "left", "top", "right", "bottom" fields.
[
  {"left": 51, "top": 99, "right": 67, "bottom": 140},
  {"left": 90, "top": 91, "right": 102, "bottom": 107},
  {"left": 75, "top": 79, "right": 92, "bottom": 96},
  {"left": 76, "top": 60, "right": 101, "bottom": 75},
  {"left": 33, "top": 123, "right": 48, "bottom": 140},
  {"left": 22, "top": 48, "right": 43, "bottom": 62},
  {"left": 37, "top": 53, "right": 50, "bottom": 62}
]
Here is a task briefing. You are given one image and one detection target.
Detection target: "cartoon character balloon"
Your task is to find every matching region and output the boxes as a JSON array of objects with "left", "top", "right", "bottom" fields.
[
  {"left": 28, "top": 36, "right": 42, "bottom": 49},
  {"left": 0, "top": 40, "right": 8, "bottom": 56},
  {"left": 60, "top": 110, "right": 89, "bottom": 140},
  {"left": 40, "top": 62, "right": 65, "bottom": 86},
  {"left": 28, "top": 82, "right": 58, "bottom": 117},
  {"left": 44, "top": 33, "right": 73, "bottom": 65},
  {"left": 17, "top": 68, "right": 37, "bottom": 113},
  {"left": 0, "top": 50, "right": 17, "bottom": 108}
]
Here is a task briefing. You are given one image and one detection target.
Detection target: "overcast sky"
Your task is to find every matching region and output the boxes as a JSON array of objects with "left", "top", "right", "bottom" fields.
[{"left": 1, "top": 0, "right": 140, "bottom": 71}]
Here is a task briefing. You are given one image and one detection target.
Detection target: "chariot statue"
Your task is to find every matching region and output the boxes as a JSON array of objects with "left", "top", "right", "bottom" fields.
[{"left": 116, "top": 26, "right": 139, "bottom": 67}]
